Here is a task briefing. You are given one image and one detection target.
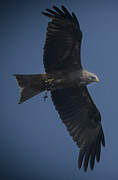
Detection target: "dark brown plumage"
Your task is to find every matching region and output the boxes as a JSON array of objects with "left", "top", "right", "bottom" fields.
[
  {"left": 51, "top": 87, "right": 105, "bottom": 171},
  {"left": 43, "top": 5, "right": 82, "bottom": 72},
  {"left": 14, "top": 5, "right": 105, "bottom": 172}
]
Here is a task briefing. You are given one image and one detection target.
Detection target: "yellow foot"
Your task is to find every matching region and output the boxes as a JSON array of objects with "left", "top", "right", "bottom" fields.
[
  {"left": 45, "top": 78, "right": 54, "bottom": 83},
  {"left": 43, "top": 91, "right": 48, "bottom": 102}
]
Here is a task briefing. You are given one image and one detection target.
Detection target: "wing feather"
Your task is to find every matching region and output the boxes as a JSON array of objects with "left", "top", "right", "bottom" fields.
[
  {"left": 53, "top": 6, "right": 65, "bottom": 16},
  {"left": 42, "top": 6, "right": 82, "bottom": 72},
  {"left": 51, "top": 87, "right": 105, "bottom": 171}
]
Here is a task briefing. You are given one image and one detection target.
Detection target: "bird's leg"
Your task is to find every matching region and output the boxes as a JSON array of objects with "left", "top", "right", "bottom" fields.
[
  {"left": 45, "top": 78, "right": 54, "bottom": 84},
  {"left": 43, "top": 78, "right": 55, "bottom": 102},
  {"left": 43, "top": 90, "right": 48, "bottom": 102}
]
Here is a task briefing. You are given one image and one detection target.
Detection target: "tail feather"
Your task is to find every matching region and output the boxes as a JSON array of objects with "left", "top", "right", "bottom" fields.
[{"left": 14, "top": 74, "right": 46, "bottom": 104}]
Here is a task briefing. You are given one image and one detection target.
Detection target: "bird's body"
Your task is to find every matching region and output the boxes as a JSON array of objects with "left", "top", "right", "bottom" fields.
[{"left": 14, "top": 5, "right": 105, "bottom": 172}]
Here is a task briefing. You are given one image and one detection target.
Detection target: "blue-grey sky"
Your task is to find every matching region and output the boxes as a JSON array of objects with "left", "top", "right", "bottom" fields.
[{"left": 1, "top": 0, "right": 118, "bottom": 179}]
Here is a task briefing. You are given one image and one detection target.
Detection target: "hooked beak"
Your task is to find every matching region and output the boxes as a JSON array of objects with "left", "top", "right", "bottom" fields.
[{"left": 95, "top": 76, "right": 100, "bottom": 83}]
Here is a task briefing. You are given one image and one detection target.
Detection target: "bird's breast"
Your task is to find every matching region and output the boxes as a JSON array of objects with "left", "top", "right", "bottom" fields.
[{"left": 68, "top": 70, "right": 82, "bottom": 85}]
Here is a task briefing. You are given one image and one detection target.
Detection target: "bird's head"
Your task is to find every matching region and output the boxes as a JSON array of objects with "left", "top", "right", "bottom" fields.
[{"left": 82, "top": 70, "right": 99, "bottom": 85}]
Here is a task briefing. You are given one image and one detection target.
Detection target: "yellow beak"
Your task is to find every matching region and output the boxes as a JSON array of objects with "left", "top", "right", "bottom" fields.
[{"left": 95, "top": 76, "right": 99, "bottom": 83}]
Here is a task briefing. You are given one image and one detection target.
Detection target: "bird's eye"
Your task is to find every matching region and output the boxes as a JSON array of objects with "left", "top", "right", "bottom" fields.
[{"left": 91, "top": 76, "right": 95, "bottom": 80}]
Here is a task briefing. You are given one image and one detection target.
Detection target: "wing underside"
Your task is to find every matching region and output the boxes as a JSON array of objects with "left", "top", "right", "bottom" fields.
[
  {"left": 51, "top": 87, "right": 105, "bottom": 171},
  {"left": 42, "top": 6, "right": 82, "bottom": 73}
]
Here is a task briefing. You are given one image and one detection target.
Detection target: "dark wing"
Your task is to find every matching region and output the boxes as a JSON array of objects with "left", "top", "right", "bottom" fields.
[
  {"left": 51, "top": 87, "right": 105, "bottom": 171},
  {"left": 42, "top": 6, "right": 82, "bottom": 73}
]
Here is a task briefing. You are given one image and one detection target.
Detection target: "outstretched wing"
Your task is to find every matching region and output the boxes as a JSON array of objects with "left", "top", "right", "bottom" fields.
[
  {"left": 42, "top": 6, "right": 82, "bottom": 73},
  {"left": 51, "top": 87, "right": 105, "bottom": 171}
]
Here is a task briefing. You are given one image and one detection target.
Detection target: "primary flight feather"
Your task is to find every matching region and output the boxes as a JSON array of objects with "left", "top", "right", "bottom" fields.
[{"left": 14, "top": 5, "right": 105, "bottom": 171}]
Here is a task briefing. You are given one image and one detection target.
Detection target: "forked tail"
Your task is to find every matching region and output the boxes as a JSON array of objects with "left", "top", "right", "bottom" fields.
[{"left": 14, "top": 74, "right": 47, "bottom": 104}]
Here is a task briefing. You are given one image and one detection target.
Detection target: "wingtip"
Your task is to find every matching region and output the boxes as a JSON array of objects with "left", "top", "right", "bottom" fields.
[
  {"left": 90, "top": 165, "right": 94, "bottom": 171},
  {"left": 78, "top": 161, "right": 89, "bottom": 172},
  {"left": 78, "top": 162, "right": 82, "bottom": 169},
  {"left": 61, "top": 5, "right": 66, "bottom": 10},
  {"left": 102, "top": 134, "right": 105, "bottom": 147},
  {"left": 53, "top": 5, "right": 58, "bottom": 10},
  {"left": 78, "top": 149, "right": 85, "bottom": 170},
  {"left": 41, "top": 11, "right": 46, "bottom": 16},
  {"left": 96, "top": 155, "right": 100, "bottom": 163},
  {"left": 42, "top": 11, "right": 55, "bottom": 19},
  {"left": 61, "top": 5, "right": 64, "bottom": 8},
  {"left": 83, "top": 164, "right": 88, "bottom": 172},
  {"left": 61, "top": 5, "right": 68, "bottom": 14},
  {"left": 78, "top": 157, "right": 82, "bottom": 169}
]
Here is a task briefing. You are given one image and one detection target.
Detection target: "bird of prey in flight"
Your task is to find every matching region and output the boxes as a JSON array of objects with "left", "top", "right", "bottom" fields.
[{"left": 14, "top": 5, "right": 105, "bottom": 171}]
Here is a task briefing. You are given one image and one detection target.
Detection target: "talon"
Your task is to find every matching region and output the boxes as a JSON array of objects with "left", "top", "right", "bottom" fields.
[
  {"left": 45, "top": 78, "right": 54, "bottom": 83},
  {"left": 43, "top": 91, "right": 48, "bottom": 102}
]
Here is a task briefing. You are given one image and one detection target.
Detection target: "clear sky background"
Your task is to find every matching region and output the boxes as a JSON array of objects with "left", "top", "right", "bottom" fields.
[{"left": 1, "top": 0, "right": 118, "bottom": 179}]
